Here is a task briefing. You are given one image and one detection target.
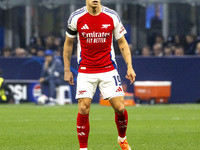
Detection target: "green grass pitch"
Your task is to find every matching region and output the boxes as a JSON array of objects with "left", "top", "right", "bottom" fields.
[{"left": 0, "top": 104, "right": 200, "bottom": 150}]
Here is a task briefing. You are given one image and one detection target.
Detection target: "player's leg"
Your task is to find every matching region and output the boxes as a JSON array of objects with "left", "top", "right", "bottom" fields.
[
  {"left": 77, "top": 98, "right": 92, "bottom": 150},
  {"left": 109, "top": 96, "right": 127, "bottom": 138},
  {"left": 76, "top": 73, "right": 98, "bottom": 150},
  {"left": 98, "top": 69, "right": 131, "bottom": 150},
  {"left": 109, "top": 96, "right": 125, "bottom": 114},
  {"left": 109, "top": 96, "right": 131, "bottom": 150}
]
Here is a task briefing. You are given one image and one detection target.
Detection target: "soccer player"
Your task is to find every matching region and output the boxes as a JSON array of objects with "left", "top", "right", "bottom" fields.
[{"left": 63, "top": 0, "right": 136, "bottom": 149}]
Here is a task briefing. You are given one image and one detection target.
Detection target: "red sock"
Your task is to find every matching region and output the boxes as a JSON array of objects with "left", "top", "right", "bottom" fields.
[
  {"left": 115, "top": 109, "right": 128, "bottom": 138},
  {"left": 77, "top": 113, "right": 90, "bottom": 148}
]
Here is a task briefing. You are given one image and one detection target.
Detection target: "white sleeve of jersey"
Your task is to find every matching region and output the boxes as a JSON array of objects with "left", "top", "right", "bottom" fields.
[
  {"left": 114, "top": 19, "right": 127, "bottom": 40},
  {"left": 66, "top": 15, "right": 77, "bottom": 38}
]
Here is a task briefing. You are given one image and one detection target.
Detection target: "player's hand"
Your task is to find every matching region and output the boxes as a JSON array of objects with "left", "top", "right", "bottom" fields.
[
  {"left": 64, "top": 70, "right": 74, "bottom": 85},
  {"left": 126, "top": 67, "right": 136, "bottom": 84}
]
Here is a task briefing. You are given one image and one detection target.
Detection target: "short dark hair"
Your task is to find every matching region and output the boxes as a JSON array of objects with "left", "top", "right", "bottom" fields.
[
  {"left": 143, "top": 45, "right": 151, "bottom": 50},
  {"left": 3, "top": 47, "right": 12, "bottom": 52},
  {"left": 175, "top": 46, "right": 184, "bottom": 50},
  {"left": 156, "top": 34, "right": 164, "bottom": 40},
  {"left": 186, "top": 34, "right": 196, "bottom": 40},
  {"left": 164, "top": 45, "right": 172, "bottom": 49}
]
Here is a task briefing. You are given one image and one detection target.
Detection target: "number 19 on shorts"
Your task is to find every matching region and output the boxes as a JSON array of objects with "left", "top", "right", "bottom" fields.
[{"left": 113, "top": 75, "right": 122, "bottom": 86}]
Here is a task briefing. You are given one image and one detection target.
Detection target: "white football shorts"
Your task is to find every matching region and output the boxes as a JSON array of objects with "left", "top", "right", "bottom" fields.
[{"left": 76, "top": 69, "right": 124, "bottom": 100}]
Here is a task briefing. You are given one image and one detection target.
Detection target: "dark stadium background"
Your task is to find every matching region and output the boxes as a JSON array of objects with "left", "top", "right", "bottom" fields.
[{"left": 0, "top": 0, "right": 200, "bottom": 104}]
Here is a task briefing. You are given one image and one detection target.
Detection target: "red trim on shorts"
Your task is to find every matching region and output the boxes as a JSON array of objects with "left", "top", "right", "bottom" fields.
[{"left": 78, "top": 65, "right": 115, "bottom": 73}]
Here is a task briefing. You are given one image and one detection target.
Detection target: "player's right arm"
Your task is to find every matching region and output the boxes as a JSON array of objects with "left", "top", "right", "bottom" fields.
[
  {"left": 64, "top": 9, "right": 78, "bottom": 85},
  {"left": 63, "top": 35, "right": 75, "bottom": 85}
]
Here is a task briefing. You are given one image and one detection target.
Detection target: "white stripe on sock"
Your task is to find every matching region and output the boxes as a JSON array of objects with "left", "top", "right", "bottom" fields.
[{"left": 118, "top": 136, "right": 126, "bottom": 142}]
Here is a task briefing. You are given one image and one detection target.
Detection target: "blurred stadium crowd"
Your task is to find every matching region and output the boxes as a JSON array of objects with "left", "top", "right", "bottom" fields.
[
  {"left": 0, "top": 35, "right": 64, "bottom": 58},
  {"left": 0, "top": 34, "right": 200, "bottom": 58},
  {"left": 139, "top": 34, "right": 200, "bottom": 56},
  {"left": 1, "top": 1, "right": 200, "bottom": 58}
]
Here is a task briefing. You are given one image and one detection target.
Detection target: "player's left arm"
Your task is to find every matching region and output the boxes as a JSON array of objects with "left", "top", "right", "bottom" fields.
[{"left": 117, "top": 36, "right": 136, "bottom": 84}]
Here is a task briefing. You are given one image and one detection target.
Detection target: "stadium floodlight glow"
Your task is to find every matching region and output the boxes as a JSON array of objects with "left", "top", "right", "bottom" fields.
[
  {"left": 0, "top": 0, "right": 9, "bottom": 10},
  {"left": 0, "top": 0, "right": 32, "bottom": 10},
  {"left": 190, "top": 2, "right": 196, "bottom": 6},
  {"left": 39, "top": 0, "right": 59, "bottom": 9}
]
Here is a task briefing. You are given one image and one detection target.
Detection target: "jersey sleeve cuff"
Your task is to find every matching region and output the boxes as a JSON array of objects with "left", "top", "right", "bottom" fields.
[
  {"left": 115, "top": 30, "right": 127, "bottom": 40},
  {"left": 66, "top": 31, "right": 76, "bottom": 38}
]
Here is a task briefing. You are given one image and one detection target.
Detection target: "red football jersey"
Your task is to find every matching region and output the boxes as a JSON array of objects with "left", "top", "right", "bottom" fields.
[{"left": 66, "top": 6, "right": 127, "bottom": 73}]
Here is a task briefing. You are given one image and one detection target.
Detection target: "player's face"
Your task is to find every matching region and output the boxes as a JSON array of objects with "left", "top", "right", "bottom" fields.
[{"left": 86, "top": 0, "right": 101, "bottom": 8}]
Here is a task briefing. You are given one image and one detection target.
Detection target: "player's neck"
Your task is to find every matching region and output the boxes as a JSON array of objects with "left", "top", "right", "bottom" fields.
[{"left": 87, "top": 5, "right": 102, "bottom": 16}]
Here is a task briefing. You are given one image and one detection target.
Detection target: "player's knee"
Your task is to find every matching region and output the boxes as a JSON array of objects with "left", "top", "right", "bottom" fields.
[
  {"left": 115, "top": 105, "right": 125, "bottom": 114},
  {"left": 79, "top": 106, "right": 90, "bottom": 114},
  {"left": 78, "top": 99, "right": 90, "bottom": 115}
]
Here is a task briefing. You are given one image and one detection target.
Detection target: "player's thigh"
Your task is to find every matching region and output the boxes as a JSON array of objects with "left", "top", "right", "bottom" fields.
[
  {"left": 76, "top": 73, "right": 98, "bottom": 99},
  {"left": 109, "top": 96, "right": 125, "bottom": 114},
  {"left": 78, "top": 98, "right": 92, "bottom": 115},
  {"left": 99, "top": 69, "right": 124, "bottom": 100}
]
